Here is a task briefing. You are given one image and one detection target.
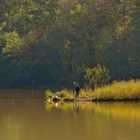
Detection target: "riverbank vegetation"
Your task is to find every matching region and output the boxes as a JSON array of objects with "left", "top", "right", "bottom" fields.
[
  {"left": 93, "top": 80, "right": 140, "bottom": 101},
  {"left": 45, "top": 80, "right": 140, "bottom": 102},
  {"left": 0, "top": 0, "right": 140, "bottom": 88}
]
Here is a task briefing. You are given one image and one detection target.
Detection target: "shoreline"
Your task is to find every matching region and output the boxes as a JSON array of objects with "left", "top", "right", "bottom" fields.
[
  {"left": 46, "top": 97, "right": 140, "bottom": 103},
  {"left": 45, "top": 80, "right": 140, "bottom": 103}
]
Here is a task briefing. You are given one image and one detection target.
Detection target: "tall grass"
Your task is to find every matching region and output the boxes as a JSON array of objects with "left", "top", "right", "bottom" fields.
[
  {"left": 93, "top": 80, "right": 140, "bottom": 100},
  {"left": 45, "top": 80, "right": 140, "bottom": 101},
  {"left": 45, "top": 89, "right": 74, "bottom": 102}
]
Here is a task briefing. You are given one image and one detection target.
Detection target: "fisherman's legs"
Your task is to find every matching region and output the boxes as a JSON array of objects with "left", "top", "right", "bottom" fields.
[{"left": 75, "top": 92, "right": 79, "bottom": 98}]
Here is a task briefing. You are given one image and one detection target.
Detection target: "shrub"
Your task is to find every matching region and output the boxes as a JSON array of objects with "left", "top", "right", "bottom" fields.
[
  {"left": 84, "top": 64, "right": 110, "bottom": 89},
  {"left": 56, "top": 89, "right": 74, "bottom": 99},
  {"left": 45, "top": 90, "right": 54, "bottom": 100}
]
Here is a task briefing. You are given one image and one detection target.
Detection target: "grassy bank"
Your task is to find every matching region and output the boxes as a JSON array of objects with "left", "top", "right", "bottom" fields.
[
  {"left": 93, "top": 80, "right": 140, "bottom": 101},
  {"left": 45, "top": 80, "right": 140, "bottom": 102}
]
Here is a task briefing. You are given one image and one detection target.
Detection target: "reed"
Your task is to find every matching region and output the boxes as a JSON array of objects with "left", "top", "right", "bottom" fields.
[
  {"left": 93, "top": 80, "right": 140, "bottom": 100},
  {"left": 45, "top": 80, "right": 140, "bottom": 101}
]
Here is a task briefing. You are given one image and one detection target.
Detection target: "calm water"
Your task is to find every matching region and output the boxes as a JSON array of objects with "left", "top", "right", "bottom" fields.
[{"left": 0, "top": 89, "right": 140, "bottom": 140}]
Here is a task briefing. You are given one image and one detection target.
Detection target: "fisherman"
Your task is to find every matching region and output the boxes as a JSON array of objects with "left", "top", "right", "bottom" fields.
[{"left": 73, "top": 82, "right": 80, "bottom": 98}]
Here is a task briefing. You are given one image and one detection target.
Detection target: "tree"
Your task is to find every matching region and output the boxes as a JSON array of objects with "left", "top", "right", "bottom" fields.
[{"left": 84, "top": 64, "right": 110, "bottom": 89}]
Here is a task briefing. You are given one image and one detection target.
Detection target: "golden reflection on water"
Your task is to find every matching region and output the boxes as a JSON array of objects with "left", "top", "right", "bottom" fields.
[
  {"left": 0, "top": 90, "right": 140, "bottom": 140},
  {"left": 45, "top": 102, "right": 140, "bottom": 119},
  {"left": 93, "top": 102, "right": 140, "bottom": 120}
]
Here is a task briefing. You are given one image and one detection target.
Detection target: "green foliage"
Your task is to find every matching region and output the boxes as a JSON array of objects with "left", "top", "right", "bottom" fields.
[
  {"left": 84, "top": 65, "right": 110, "bottom": 89},
  {"left": 56, "top": 90, "right": 74, "bottom": 99},
  {"left": 45, "top": 89, "right": 74, "bottom": 102},
  {"left": 0, "top": 0, "right": 139, "bottom": 87},
  {"left": 45, "top": 90, "right": 54, "bottom": 100},
  {"left": 2, "top": 31, "right": 24, "bottom": 57}
]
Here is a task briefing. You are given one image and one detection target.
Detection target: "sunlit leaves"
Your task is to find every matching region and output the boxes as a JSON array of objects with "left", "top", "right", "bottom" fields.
[
  {"left": 2, "top": 31, "right": 24, "bottom": 57},
  {"left": 84, "top": 64, "right": 110, "bottom": 89},
  {"left": 0, "top": 0, "right": 139, "bottom": 86}
]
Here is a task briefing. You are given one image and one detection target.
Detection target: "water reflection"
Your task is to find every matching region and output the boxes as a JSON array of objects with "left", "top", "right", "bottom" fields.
[
  {"left": 45, "top": 101, "right": 140, "bottom": 120},
  {"left": 0, "top": 90, "right": 140, "bottom": 140},
  {"left": 93, "top": 102, "right": 140, "bottom": 120},
  {"left": 45, "top": 102, "right": 140, "bottom": 140}
]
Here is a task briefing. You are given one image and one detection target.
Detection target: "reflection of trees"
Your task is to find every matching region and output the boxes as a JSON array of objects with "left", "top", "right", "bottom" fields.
[{"left": 1, "top": 99, "right": 140, "bottom": 140}]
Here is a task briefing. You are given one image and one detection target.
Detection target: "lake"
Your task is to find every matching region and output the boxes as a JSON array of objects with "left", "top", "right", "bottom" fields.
[{"left": 0, "top": 89, "right": 140, "bottom": 140}]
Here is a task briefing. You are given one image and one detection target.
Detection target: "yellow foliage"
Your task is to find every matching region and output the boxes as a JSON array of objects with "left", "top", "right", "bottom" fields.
[{"left": 93, "top": 80, "right": 140, "bottom": 100}]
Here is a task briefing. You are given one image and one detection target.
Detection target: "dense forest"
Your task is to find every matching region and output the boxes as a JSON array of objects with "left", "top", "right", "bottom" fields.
[{"left": 0, "top": 0, "right": 140, "bottom": 88}]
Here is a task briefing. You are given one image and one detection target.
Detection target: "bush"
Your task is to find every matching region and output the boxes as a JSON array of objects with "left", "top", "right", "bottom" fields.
[
  {"left": 84, "top": 64, "right": 110, "bottom": 89},
  {"left": 45, "top": 90, "right": 54, "bottom": 100},
  {"left": 45, "top": 89, "right": 75, "bottom": 102},
  {"left": 56, "top": 89, "right": 74, "bottom": 99}
]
